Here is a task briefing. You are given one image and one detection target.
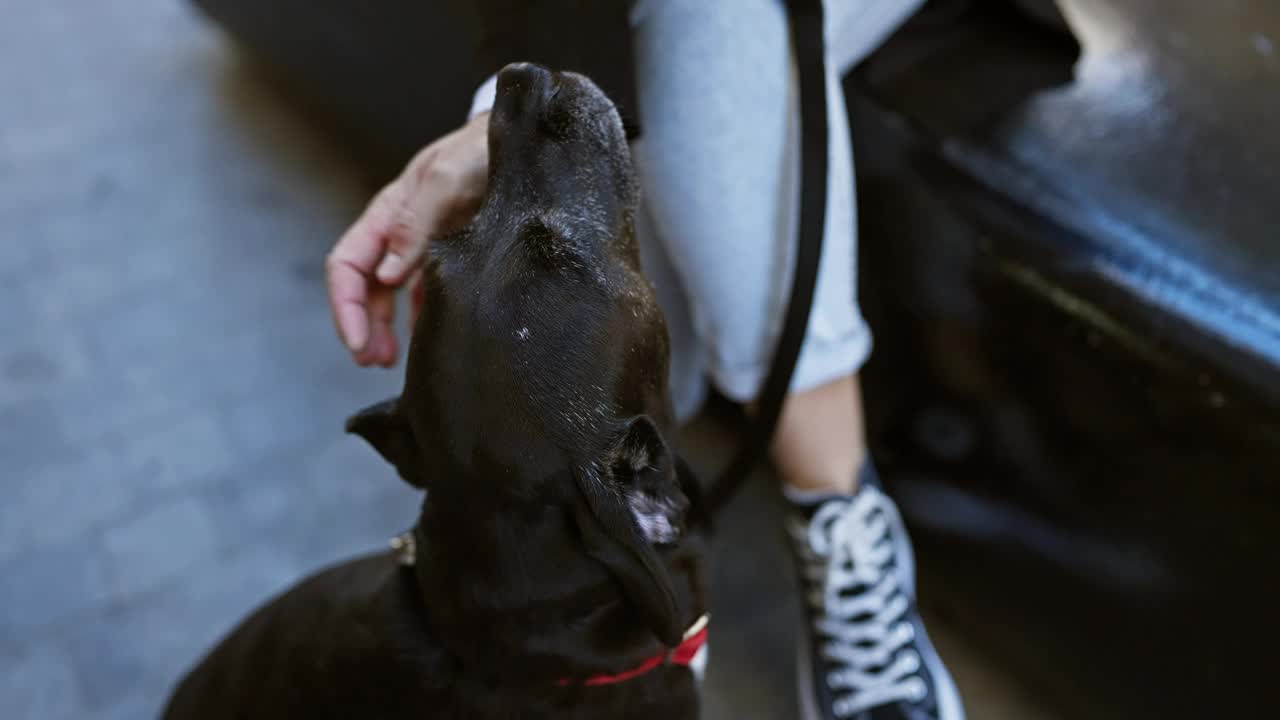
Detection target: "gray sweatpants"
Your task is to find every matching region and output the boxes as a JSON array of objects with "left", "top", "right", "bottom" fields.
[{"left": 629, "top": 0, "right": 924, "bottom": 419}]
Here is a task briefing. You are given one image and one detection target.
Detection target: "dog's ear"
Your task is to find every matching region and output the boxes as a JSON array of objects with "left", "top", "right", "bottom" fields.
[
  {"left": 572, "top": 415, "right": 687, "bottom": 647},
  {"left": 345, "top": 397, "right": 425, "bottom": 488}
]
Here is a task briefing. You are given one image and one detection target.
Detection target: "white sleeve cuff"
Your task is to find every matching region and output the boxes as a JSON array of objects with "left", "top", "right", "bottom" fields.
[{"left": 468, "top": 75, "right": 498, "bottom": 120}]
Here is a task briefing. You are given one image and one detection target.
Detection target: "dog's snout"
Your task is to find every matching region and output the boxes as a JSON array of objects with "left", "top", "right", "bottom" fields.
[
  {"left": 497, "top": 62, "right": 556, "bottom": 107},
  {"left": 498, "top": 62, "right": 549, "bottom": 87}
]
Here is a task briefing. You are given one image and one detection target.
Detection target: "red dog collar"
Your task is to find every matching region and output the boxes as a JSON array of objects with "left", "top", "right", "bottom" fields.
[{"left": 560, "top": 614, "right": 710, "bottom": 687}]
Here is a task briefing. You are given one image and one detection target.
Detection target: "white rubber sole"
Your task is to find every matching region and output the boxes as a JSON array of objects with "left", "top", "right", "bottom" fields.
[
  {"left": 886, "top": 484, "right": 966, "bottom": 720},
  {"left": 910, "top": 616, "right": 965, "bottom": 720}
]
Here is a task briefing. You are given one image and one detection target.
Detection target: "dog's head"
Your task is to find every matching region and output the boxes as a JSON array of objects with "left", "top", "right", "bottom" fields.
[{"left": 348, "top": 64, "right": 690, "bottom": 647}]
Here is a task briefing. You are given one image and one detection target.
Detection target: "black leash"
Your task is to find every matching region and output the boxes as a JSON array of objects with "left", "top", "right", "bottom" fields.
[{"left": 705, "top": 0, "right": 830, "bottom": 511}]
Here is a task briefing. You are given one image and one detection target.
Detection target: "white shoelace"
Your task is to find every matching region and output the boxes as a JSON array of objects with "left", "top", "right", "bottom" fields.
[{"left": 793, "top": 490, "right": 928, "bottom": 717}]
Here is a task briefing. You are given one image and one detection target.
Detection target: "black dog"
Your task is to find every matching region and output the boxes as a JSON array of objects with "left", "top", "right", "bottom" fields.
[{"left": 163, "top": 63, "right": 709, "bottom": 720}]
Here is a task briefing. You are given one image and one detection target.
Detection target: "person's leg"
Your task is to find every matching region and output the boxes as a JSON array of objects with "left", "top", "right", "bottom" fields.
[
  {"left": 770, "top": 0, "right": 930, "bottom": 495},
  {"left": 631, "top": 0, "right": 926, "bottom": 495},
  {"left": 773, "top": 374, "right": 866, "bottom": 493},
  {"left": 631, "top": 1, "right": 963, "bottom": 719},
  {"left": 630, "top": 0, "right": 871, "bottom": 492}
]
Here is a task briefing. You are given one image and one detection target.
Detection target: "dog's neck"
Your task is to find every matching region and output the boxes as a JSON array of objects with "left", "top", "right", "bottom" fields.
[{"left": 404, "top": 479, "right": 702, "bottom": 685}]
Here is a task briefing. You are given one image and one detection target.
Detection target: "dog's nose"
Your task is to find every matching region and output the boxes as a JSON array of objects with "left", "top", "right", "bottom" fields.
[{"left": 496, "top": 62, "right": 556, "bottom": 108}]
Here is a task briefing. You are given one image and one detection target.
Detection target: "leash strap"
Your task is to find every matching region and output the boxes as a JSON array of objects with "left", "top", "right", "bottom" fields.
[{"left": 707, "top": 0, "right": 830, "bottom": 510}]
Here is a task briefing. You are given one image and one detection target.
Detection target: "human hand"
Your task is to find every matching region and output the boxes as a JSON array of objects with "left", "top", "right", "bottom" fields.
[{"left": 326, "top": 112, "right": 490, "bottom": 367}]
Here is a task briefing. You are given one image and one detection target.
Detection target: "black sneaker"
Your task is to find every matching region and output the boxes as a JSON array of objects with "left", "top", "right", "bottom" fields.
[{"left": 786, "top": 466, "right": 964, "bottom": 720}]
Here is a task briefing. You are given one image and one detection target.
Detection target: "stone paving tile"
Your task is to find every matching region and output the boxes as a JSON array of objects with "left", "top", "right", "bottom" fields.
[
  {"left": 0, "top": 330, "right": 93, "bottom": 407},
  {"left": 1, "top": 452, "right": 139, "bottom": 567},
  {"left": 0, "top": 408, "right": 236, "bottom": 564},
  {"left": 63, "top": 543, "right": 309, "bottom": 714},
  {"left": 0, "top": 534, "right": 113, "bottom": 642},
  {"left": 0, "top": 644, "right": 87, "bottom": 720},
  {"left": 102, "top": 496, "right": 221, "bottom": 602}
]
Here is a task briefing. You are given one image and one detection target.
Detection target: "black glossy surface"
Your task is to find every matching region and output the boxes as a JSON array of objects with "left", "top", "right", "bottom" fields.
[
  {"left": 190, "top": 0, "right": 638, "bottom": 179},
  {"left": 952, "top": 0, "right": 1280, "bottom": 392},
  {"left": 851, "top": 1, "right": 1280, "bottom": 716},
  {"left": 191, "top": 0, "right": 484, "bottom": 176}
]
